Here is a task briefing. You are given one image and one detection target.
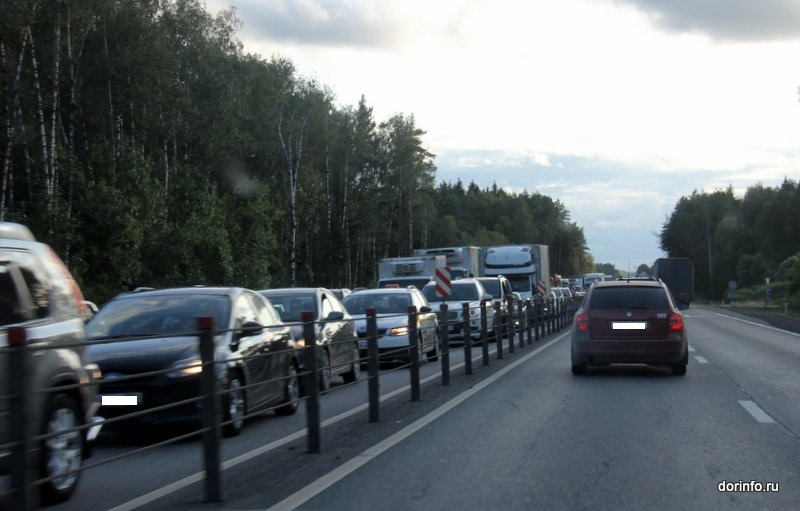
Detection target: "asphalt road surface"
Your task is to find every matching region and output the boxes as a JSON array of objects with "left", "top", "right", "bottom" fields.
[{"left": 44, "top": 306, "right": 799, "bottom": 510}]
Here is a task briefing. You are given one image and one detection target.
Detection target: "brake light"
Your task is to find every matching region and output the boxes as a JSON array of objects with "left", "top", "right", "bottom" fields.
[
  {"left": 576, "top": 312, "right": 590, "bottom": 331},
  {"left": 669, "top": 312, "right": 684, "bottom": 332}
]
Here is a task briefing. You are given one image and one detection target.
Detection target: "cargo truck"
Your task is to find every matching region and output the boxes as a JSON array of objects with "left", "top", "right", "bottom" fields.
[
  {"left": 653, "top": 257, "right": 694, "bottom": 309},
  {"left": 482, "top": 244, "right": 550, "bottom": 301},
  {"left": 413, "top": 246, "right": 482, "bottom": 279},
  {"left": 377, "top": 255, "right": 446, "bottom": 289}
]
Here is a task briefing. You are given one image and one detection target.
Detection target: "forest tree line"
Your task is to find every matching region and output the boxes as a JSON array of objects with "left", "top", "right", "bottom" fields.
[
  {"left": 1, "top": 0, "right": 589, "bottom": 304},
  {"left": 660, "top": 179, "right": 800, "bottom": 308}
]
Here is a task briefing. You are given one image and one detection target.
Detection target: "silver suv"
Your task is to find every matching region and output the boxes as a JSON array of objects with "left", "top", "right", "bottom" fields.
[{"left": 0, "top": 222, "right": 102, "bottom": 504}]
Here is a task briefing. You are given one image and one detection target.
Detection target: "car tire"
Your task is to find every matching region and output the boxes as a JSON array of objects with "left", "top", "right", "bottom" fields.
[
  {"left": 276, "top": 363, "right": 300, "bottom": 416},
  {"left": 672, "top": 363, "right": 687, "bottom": 375},
  {"left": 571, "top": 363, "right": 587, "bottom": 375},
  {"left": 319, "top": 349, "right": 332, "bottom": 393},
  {"left": 342, "top": 344, "right": 361, "bottom": 383},
  {"left": 40, "top": 393, "right": 84, "bottom": 505},
  {"left": 222, "top": 374, "right": 246, "bottom": 437}
]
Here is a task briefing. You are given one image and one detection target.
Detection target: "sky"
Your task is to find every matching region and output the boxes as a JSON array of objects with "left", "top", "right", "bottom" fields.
[{"left": 206, "top": 0, "right": 800, "bottom": 272}]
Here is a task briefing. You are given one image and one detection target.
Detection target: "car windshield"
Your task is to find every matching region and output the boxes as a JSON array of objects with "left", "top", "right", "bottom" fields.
[
  {"left": 477, "top": 279, "right": 500, "bottom": 297},
  {"left": 423, "top": 283, "right": 480, "bottom": 302},
  {"left": 342, "top": 293, "right": 411, "bottom": 314},
  {"left": 506, "top": 276, "right": 532, "bottom": 293},
  {"left": 589, "top": 287, "right": 669, "bottom": 310},
  {"left": 85, "top": 294, "right": 230, "bottom": 338},
  {"left": 263, "top": 294, "right": 317, "bottom": 322}
]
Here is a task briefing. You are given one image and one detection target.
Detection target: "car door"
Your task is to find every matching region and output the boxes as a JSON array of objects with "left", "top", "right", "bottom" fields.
[
  {"left": 319, "top": 291, "right": 349, "bottom": 374},
  {"left": 231, "top": 293, "right": 270, "bottom": 406},
  {"left": 412, "top": 289, "right": 437, "bottom": 346},
  {"left": 251, "top": 292, "right": 292, "bottom": 405}
]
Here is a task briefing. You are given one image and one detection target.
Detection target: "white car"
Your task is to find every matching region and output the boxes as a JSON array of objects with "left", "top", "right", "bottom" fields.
[
  {"left": 422, "top": 279, "right": 495, "bottom": 341},
  {"left": 342, "top": 287, "right": 439, "bottom": 364}
]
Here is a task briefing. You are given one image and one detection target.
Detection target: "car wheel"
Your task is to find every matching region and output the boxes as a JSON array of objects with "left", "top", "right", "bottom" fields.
[
  {"left": 342, "top": 344, "right": 361, "bottom": 383},
  {"left": 571, "top": 363, "right": 587, "bottom": 375},
  {"left": 276, "top": 363, "right": 300, "bottom": 416},
  {"left": 40, "top": 393, "right": 84, "bottom": 505},
  {"left": 427, "top": 331, "right": 440, "bottom": 361},
  {"left": 319, "top": 349, "right": 332, "bottom": 392},
  {"left": 222, "top": 374, "right": 245, "bottom": 437},
  {"left": 672, "top": 363, "right": 687, "bottom": 375}
]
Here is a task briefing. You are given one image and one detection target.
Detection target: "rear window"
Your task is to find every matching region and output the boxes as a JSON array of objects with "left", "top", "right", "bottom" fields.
[{"left": 588, "top": 287, "right": 669, "bottom": 310}]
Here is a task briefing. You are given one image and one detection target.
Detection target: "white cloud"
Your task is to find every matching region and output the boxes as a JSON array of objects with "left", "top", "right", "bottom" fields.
[{"left": 205, "top": 0, "right": 800, "bottom": 270}]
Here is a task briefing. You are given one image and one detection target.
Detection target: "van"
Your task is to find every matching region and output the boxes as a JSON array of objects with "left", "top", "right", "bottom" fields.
[{"left": 0, "top": 222, "right": 102, "bottom": 504}]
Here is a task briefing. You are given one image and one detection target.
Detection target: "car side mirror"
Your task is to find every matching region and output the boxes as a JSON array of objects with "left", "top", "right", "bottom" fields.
[
  {"left": 419, "top": 305, "right": 432, "bottom": 313},
  {"left": 326, "top": 311, "right": 345, "bottom": 321},
  {"left": 236, "top": 320, "right": 264, "bottom": 340}
]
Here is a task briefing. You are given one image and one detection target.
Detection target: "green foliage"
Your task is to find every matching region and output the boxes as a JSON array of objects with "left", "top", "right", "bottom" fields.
[
  {"left": 0, "top": 0, "right": 590, "bottom": 301},
  {"left": 736, "top": 254, "right": 767, "bottom": 288},
  {"left": 661, "top": 180, "right": 800, "bottom": 303}
]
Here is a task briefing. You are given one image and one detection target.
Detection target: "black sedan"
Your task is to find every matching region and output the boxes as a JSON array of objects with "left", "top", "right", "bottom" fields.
[
  {"left": 86, "top": 287, "right": 301, "bottom": 437},
  {"left": 259, "top": 288, "right": 361, "bottom": 392}
]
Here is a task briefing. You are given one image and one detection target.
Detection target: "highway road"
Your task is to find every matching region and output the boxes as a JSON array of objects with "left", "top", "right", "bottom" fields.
[{"left": 46, "top": 306, "right": 799, "bottom": 510}]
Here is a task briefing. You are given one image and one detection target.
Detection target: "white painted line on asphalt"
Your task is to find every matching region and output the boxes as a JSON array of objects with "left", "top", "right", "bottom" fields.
[
  {"left": 106, "top": 335, "right": 538, "bottom": 511},
  {"left": 688, "top": 345, "right": 695, "bottom": 352},
  {"left": 265, "top": 332, "right": 569, "bottom": 511},
  {"left": 693, "top": 356, "right": 708, "bottom": 364},
  {"left": 739, "top": 400, "right": 775, "bottom": 424},
  {"left": 713, "top": 312, "right": 800, "bottom": 338}
]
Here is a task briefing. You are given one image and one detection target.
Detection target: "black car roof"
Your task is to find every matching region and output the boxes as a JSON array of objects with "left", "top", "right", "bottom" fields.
[
  {"left": 259, "top": 287, "right": 324, "bottom": 295},
  {"left": 592, "top": 280, "right": 663, "bottom": 289},
  {"left": 115, "top": 287, "right": 245, "bottom": 299}
]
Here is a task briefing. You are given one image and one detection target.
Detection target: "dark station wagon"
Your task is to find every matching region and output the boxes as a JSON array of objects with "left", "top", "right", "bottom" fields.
[{"left": 570, "top": 279, "right": 688, "bottom": 375}]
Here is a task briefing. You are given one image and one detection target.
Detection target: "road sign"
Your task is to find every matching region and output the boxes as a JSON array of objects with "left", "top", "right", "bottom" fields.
[{"left": 434, "top": 267, "right": 451, "bottom": 298}]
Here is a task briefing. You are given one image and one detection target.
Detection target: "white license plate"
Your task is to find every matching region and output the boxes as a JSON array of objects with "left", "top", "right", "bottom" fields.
[
  {"left": 101, "top": 394, "right": 141, "bottom": 406},
  {"left": 611, "top": 322, "right": 646, "bottom": 330}
]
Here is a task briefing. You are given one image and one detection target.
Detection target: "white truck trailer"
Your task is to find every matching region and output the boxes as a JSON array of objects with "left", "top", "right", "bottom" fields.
[
  {"left": 377, "top": 255, "right": 446, "bottom": 289},
  {"left": 482, "top": 244, "right": 550, "bottom": 301},
  {"left": 412, "top": 246, "right": 482, "bottom": 279}
]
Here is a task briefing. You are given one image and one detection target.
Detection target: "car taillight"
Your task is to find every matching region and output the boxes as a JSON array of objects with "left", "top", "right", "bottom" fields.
[
  {"left": 669, "top": 312, "right": 684, "bottom": 332},
  {"left": 576, "top": 312, "right": 590, "bottom": 331}
]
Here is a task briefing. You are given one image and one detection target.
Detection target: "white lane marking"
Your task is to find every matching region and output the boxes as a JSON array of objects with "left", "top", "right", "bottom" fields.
[
  {"left": 688, "top": 345, "right": 695, "bottom": 352},
  {"left": 739, "top": 400, "right": 775, "bottom": 424},
  {"left": 265, "top": 333, "right": 569, "bottom": 511},
  {"left": 694, "top": 356, "right": 708, "bottom": 364},
  {"left": 107, "top": 335, "right": 539, "bottom": 511},
  {"left": 713, "top": 312, "right": 800, "bottom": 338}
]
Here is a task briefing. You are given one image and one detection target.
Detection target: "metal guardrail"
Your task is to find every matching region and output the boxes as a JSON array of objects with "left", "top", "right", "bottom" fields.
[{"left": 1, "top": 300, "right": 575, "bottom": 509}]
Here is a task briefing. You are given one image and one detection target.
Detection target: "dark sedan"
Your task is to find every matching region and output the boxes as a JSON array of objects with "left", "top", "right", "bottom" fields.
[
  {"left": 259, "top": 288, "right": 361, "bottom": 392},
  {"left": 86, "top": 287, "right": 301, "bottom": 437}
]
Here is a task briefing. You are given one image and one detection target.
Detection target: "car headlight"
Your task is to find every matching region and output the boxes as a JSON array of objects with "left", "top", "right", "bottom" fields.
[
  {"left": 389, "top": 326, "right": 410, "bottom": 336},
  {"left": 167, "top": 357, "right": 204, "bottom": 378}
]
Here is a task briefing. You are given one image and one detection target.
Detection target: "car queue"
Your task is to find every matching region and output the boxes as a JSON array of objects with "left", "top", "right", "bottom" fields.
[{"left": 0, "top": 221, "right": 582, "bottom": 507}]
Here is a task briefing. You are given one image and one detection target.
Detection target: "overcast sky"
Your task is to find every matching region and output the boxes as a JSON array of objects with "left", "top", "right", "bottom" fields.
[{"left": 206, "top": 0, "right": 800, "bottom": 272}]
